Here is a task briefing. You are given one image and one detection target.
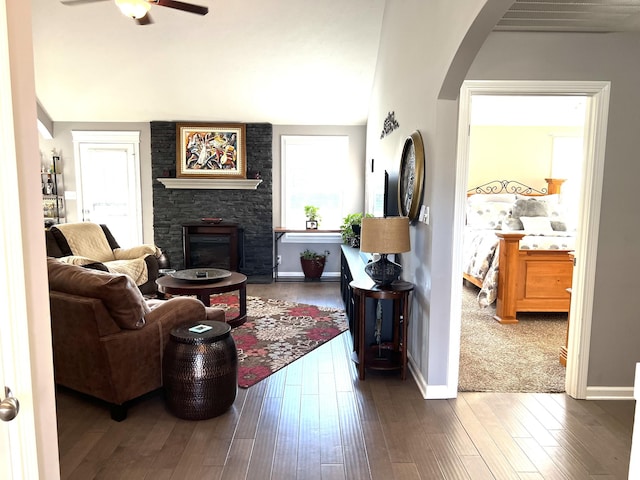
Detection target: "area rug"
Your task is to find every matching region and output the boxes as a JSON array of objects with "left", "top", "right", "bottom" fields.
[
  {"left": 459, "top": 285, "right": 567, "bottom": 393},
  {"left": 210, "top": 294, "right": 349, "bottom": 388}
]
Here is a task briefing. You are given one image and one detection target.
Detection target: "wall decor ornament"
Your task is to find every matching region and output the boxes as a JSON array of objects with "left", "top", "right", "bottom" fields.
[
  {"left": 176, "top": 123, "right": 247, "bottom": 179},
  {"left": 398, "top": 130, "right": 425, "bottom": 221},
  {"left": 380, "top": 111, "right": 400, "bottom": 139}
]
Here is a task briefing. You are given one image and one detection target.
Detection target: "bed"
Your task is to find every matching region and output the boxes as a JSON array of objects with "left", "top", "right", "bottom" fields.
[{"left": 462, "top": 178, "right": 575, "bottom": 324}]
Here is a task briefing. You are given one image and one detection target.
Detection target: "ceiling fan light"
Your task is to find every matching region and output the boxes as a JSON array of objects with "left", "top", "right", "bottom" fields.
[{"left": 115, "top": 0, "right": 151, "bottom": 19}]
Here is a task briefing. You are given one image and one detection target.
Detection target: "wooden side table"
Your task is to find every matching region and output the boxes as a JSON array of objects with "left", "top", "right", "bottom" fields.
[
  {"left": 156, "top": 271, "right": 247, "bottom": 327},
  {"left": 163, "top": 320, "right": 237, "bottom": 420},
  {"left": 349, "top": 279, "right": 414, "bottom": 380}
]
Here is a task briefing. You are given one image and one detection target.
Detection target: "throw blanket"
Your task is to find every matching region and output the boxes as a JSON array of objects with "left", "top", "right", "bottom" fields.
[{"left": 54, "top": 222, "right": 157, "bottom": 286}]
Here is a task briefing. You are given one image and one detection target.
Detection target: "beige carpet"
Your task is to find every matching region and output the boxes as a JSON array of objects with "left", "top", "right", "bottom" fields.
[{"left": 458, "top": 284, "right": 567, "bottom": 393}]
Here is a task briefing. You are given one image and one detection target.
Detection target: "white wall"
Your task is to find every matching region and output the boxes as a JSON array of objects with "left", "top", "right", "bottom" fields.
[{"left": 366, "top": 0, "right": 497, "bottom": 395}]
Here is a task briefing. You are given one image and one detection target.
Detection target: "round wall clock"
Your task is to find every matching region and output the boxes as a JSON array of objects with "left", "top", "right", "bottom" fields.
[{"left": 398, "top": 130, "right": 425, "bottom": 221}]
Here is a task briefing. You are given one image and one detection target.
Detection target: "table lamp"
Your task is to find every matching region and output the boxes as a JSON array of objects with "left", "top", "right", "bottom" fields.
[{"left": 360, "top": 216, "right": 411, "bottom": 287}]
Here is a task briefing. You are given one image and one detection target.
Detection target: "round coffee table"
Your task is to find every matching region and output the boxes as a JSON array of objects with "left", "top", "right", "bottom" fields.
[{"left": 156, "top": 270, "right": 247, "bottom": 327}]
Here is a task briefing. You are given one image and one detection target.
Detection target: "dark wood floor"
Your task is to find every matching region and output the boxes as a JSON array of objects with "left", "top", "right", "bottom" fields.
[{"left": 56, "top": 281, "right": 635, "bottom": 479}]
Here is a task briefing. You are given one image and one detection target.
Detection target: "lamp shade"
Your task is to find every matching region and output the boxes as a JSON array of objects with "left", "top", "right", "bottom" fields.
[{"left": 360, "top": 216, "right": 410, "bottom": 254}]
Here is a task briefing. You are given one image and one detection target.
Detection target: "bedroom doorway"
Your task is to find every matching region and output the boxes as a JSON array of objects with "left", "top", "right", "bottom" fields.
[{"left": 452, "top": 80, "right": 610, "bottom": 399}]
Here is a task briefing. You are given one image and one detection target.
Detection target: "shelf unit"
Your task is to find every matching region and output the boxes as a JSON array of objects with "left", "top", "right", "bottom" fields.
[{"left": 42, "top": 153, "right": 64, "bottom": 226}]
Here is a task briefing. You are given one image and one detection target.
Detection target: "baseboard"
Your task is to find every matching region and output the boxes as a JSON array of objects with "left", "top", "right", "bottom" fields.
[
  {"left": 275, "top": 271, "right": 340, "bottom": 282},
  {"left": 585, "top": 385, "right": 635, "bottom": 400},
  {"left": 408, "top": 352, "right": 454, "bottom": 399}
]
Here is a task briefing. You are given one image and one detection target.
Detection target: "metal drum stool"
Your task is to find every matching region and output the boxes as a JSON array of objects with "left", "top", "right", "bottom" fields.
[{"left": 163, "top": 320, "right": 237, "bottom": 420}]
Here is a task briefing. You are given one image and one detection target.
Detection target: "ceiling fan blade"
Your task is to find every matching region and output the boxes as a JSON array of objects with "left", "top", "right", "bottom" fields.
[
  {"left": 136, "top": 12, "right": 153, "bottom": 25},
  {"left": 61, "top": 0, "right": 109, "bottom": 5},
  {"left": 152, "top": 0, "right": 208, "bottom": 16}
]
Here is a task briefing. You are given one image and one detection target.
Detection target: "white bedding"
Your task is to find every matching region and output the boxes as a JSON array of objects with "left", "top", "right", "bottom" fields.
[{"left": 462, "top": 228, "right": 576, "bottom": 307}]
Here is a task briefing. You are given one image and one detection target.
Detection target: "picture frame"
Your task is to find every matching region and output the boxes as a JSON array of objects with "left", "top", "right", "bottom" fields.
[{"left": 176, "top": 123, "right": 247, "bottom": 179}]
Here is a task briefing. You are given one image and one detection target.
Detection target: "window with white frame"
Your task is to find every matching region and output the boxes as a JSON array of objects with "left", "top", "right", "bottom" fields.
[
  {"left": 551, "top": 135, "right": 583, "bottom": 230},
  {"left": 281, "top": 135, "right": 348, "bottom": 230}
]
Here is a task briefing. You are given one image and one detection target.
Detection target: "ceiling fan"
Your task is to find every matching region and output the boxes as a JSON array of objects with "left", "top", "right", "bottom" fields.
[{"left": 61, "top": 0, "right": 208, "bottom": 25}]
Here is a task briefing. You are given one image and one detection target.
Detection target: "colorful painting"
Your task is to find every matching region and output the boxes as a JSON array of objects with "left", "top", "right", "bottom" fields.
[{"left": 176, "top": 123, "right": 246, "bottom": 178}]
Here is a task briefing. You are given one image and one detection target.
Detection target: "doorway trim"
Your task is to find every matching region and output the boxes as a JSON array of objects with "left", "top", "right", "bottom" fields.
[{"left": 451, "top": 80, "right": 610, "bottom": 399}]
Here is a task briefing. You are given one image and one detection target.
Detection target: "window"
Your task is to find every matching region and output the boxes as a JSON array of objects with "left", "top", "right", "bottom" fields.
[
  {"left": 551, "top": 135, "right": 584, "bottom": 229},
  {"left": 281, "top": 135, "right": 349, "bottom": 230}
]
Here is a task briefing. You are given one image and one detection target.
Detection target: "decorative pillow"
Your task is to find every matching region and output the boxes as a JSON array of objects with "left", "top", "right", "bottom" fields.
[
  {"left": 551, "top": 220, "right": 567, "bottom": 231},
  {"left": 520, "top": 216, "right": 554, "bottom": 234},
  {"left": 47, "top": 258, "right": 150, "bottom": 330},
  {"left": 511, "top": 198, "right": 549, "bottom": 219},
  {"left": 501, "top": 215, "right": 524, "bottom": 231},
  {"left": 466, "top": 201, "right": 511, "bottom": 229}
]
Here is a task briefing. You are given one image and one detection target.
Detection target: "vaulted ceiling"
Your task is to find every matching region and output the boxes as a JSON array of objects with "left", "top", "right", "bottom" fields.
[
  {"left": 31, "top": 0, "right": 386, "bottom": 125},
  {"left": 30, "top": 1, "right": 640, "bottom": 126}
]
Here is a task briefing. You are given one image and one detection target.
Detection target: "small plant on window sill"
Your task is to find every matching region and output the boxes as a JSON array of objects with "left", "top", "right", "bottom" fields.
[{"left": 304, "top": 205, "right": 320, "bottom": 229}]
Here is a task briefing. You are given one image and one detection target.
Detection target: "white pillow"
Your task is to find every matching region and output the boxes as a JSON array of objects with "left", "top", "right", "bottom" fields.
[{"left": 520, "top": 216, "right": 554, "bottom": 234}]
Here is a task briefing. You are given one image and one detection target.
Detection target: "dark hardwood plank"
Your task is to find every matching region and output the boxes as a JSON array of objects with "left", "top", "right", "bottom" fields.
[
  {"left": 54, "top": 281, "right": 633, "bottom": 480},
  {"left": 297, "top": 393, "right": 322, "bottom": 480},
  {"left": 271, "top": 385, "right": 302, "bottom": 478}
]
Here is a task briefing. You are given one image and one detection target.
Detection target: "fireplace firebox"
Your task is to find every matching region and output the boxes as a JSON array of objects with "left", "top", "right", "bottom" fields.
[{"left": 183, "top": 223, "right": 242, "bottom": 271}]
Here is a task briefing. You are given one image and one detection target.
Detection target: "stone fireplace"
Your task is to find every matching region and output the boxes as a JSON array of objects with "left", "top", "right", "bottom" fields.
[{"left": 151, "top": 122, "right": 273, "bottom": 281}]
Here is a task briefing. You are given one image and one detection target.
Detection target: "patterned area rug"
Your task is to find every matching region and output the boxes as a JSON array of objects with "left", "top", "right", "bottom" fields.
[{"left": 210, "top": 294, "right": 349, "bottom": 388}]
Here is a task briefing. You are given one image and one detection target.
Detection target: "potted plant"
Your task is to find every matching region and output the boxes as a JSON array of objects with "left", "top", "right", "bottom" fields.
[
  {"left": 304, "top": 205, "right": 320, "bottom": 229},
  {"left": 300, "top": 249, "right": 329, "bottom": 279},
  {"left": 340, "top": 212, "right": 373, "bottom": 247}
]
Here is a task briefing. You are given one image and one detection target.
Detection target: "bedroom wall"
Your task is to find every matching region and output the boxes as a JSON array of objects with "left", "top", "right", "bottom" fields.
[
  {"left": 467, "top": 32, "right": 640, "bottom": 389},
  {"left": 468, "top": 125, "right": 583, "bottom": 191}
]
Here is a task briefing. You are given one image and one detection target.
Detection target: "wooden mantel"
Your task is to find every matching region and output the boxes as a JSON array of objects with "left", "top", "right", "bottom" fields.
[{"left": 157, "top": 178, "right": 262, "bottom": 190}]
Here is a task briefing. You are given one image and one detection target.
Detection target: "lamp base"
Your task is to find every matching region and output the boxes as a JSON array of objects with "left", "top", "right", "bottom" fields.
[{"left": 364, "top": 254, "right": 402, "bottom": 287}]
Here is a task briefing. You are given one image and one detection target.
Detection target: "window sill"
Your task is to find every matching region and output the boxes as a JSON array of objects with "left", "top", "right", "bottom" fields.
[{"left": 281, "top": 232, "right": 342, "bottom": 244}]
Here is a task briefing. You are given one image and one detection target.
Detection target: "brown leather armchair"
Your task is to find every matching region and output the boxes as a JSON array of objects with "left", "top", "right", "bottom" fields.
[
  {"left": 45, "top": 222, "right": 163, "bottom": 295},
  {"left": 47, "top": 257, "right": 226, "bottom": 421}
]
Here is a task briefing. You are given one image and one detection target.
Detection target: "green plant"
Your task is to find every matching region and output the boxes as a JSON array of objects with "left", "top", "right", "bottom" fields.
[
  {"left": 300, "top": 248, "right": 330, "bottom": 260},
  {"left": 340, "top": 212, "right": 373, "bottom": 244},
  {"left": 304, "top": 205, "right": 320, "bottom": 222}
]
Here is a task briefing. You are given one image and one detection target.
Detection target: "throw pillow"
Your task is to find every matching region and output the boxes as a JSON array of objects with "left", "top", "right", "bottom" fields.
[
  {"left": 466, "top": 201, "right": 511, "bottom": 230},
  {"left": 520, "top": 216, "right": 554, "bottom": 234},
  {"left": 501, "top": 215, "right": 524, "bottom": 231},
  {"left": 511, "top": 197, "right": 549, "bottom": 219}
]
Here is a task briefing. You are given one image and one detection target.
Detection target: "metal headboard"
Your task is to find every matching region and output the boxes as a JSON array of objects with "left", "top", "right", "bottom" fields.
[{"left": 467, "top": 180, "right": 548, "bottom": 196}]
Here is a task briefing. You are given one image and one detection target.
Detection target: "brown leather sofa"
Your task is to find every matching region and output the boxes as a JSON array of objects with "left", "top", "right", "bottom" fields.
[
  {"left": 45, "top": 222, "right": 162, "bottom": 295},
  {"left": 47, "top": 257, "right": 226, "bottom": 421}
]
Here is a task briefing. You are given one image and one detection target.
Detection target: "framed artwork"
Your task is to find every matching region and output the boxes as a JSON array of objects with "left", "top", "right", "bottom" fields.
[
  {"left": 398, "top": 130, "right": 425, "bottom": 221},
  {"left": 176, "top": 123, "right": 247, "bottom": 178}
]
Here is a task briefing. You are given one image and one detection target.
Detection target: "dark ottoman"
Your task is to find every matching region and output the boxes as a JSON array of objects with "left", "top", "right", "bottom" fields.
[{"left": 163, "top": 320, "right": 237, "bottom": 420}]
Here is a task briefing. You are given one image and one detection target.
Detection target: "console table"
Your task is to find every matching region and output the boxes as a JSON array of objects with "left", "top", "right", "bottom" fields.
[{"left": 349, "top": 279, "right": 414, "bottom": 380}]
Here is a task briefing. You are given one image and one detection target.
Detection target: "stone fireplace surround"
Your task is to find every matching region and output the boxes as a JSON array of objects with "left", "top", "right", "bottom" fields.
[{"left": 151, "top": 121, "right": 273, "bottom": 282}]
